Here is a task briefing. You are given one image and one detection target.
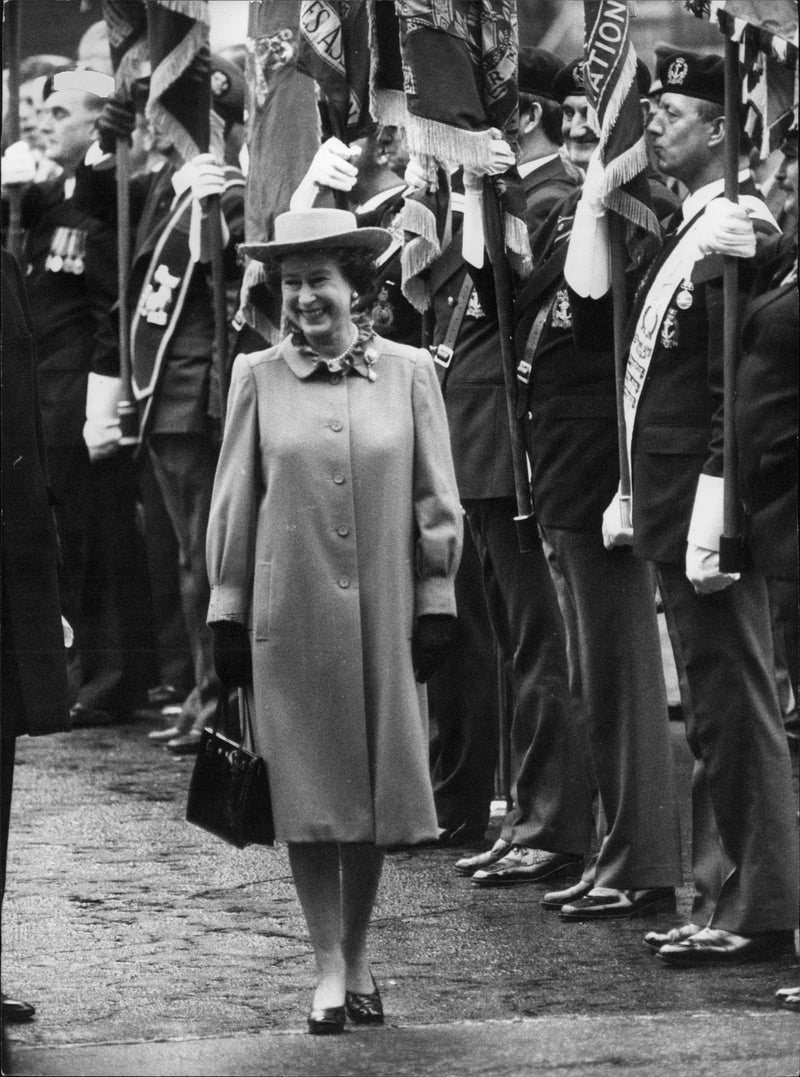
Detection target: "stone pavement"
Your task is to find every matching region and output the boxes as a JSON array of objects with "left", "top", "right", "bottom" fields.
[{"left": 2, "top": 721, "right": 798, "bottom": 1076}]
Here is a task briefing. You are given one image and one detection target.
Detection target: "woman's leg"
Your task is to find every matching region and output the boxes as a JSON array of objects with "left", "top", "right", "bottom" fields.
[
  {"left": 340, "top": 843, "right": 385, "bottom": 993},
  {"left": 287, "top": 843, "right": 345, "bottom": 1008}
]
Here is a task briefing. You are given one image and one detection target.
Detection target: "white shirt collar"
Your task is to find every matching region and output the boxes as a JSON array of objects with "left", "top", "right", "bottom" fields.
[
  {"left": 680, "top": 168, "right": 750, "bottom": 226},
  {"left": 518, "top": 152, "right": 559, "bottom": 180}
]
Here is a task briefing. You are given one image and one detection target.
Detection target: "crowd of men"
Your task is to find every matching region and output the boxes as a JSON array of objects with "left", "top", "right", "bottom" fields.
[{"left": 1, "top": 15, "right": 798, "bottom": 1024}]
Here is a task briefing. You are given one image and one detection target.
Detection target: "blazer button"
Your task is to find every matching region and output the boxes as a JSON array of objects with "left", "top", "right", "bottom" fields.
[
  {"left": 329, "top": 374, "right": 342, "bottom": 385},
  {"left": 338, "top": 576, "right": 350, "bottom": 589},
  {"left": 337, "top": 525, "right": 349, "bottom": 537},
  {"left": 333, "top": 472, "right": 346, "bottom": 484},
  {"left": 447, "top": 295, "right": 455, "bottom": 306},
  {"left": 330, "top": 419, "right": 343, "bottom": 432}
]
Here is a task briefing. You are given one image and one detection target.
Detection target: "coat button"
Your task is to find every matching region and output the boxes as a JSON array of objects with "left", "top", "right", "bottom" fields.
[
  {"left": 337, "top": 525, "right": 349, "bottom": 537},
  {"left": 329, "top": 374, "right": 342, "bottom": 385},
  {"left": 447, "top": 295, "right": 455, "bottom": 306},
  {"left": 338, "top": 576, "right": 350, "bottom": 589},
  {"left": 333, "top": 472, "right": 345, "bottom": 484},
  {"left": 330, "top": 419, "right": 343, "bottom": 432}
]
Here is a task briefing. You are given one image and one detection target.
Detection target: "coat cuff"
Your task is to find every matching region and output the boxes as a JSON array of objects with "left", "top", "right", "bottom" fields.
[
  {"left": 415, "top": 577, "right": 457, "bottom": 619},
  {"left": 207, "top": 585, "right": 248, "bottom": 625},
  {"left": 687, "top": 473, "right": 724, "bottom": 551}
]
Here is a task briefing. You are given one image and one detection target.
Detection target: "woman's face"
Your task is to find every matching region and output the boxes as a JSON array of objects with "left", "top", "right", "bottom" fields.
[{"left": 281, "top": 253, "right": 353, "bottom": 349}]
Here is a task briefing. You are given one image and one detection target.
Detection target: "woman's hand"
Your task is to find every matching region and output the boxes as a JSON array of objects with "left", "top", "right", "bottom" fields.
[
  {"left": 211, "top": 621, "right": 252, "bottom": 687},
  {"left": 412, "top": 614, "right": 457, "bottom": 683}
]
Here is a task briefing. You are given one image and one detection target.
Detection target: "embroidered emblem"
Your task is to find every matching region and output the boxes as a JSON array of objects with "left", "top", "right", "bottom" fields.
[
  {"left": 140, "top": 263, "right": 181, "bottom": 326},
  {"left": 660, "top": 307, "right": 679, "bottom": 349},
  {"left": 551, "top": 288, "right": 572, "bottom": 329},
  {"left": 667, "top": 57, "right": 689, "bottom": 86},
  {"left": 466, "top": 288, "right": 485, "bottom": 319}
]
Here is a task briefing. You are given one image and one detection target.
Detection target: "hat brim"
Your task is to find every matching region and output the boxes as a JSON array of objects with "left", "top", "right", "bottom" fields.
[{"left": 240, "top": 227, "right": 393, "bottom": 264}]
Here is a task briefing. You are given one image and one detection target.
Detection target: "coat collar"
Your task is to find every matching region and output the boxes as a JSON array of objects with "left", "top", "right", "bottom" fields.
[{"left": 279, "top": 332, "right": 383, "bottom": 381}]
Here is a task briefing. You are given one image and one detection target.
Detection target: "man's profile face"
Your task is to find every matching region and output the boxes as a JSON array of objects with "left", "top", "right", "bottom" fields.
[
  {"left": 38, "top": 89, "right": 98, "bottom": 170},
  {"left": 647, "top": 92, "right": 716, "bottom": 182}
]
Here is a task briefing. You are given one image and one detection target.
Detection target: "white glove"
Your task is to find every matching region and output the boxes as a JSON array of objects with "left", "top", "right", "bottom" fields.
[
  {"left": 83, "top": 373, "right": 121, "bottom": 462},
  {"left": 1, "top": 140, "right": 36, "bottom": 186},
  {"left": 686, "top": 543, "right": 740, "bottom": 594},
  {"left": 601, "top": 489, "right": 634, "bottom": 550},
  {"left": 462, "top": 128, "right": 516, "bottom": 185},
  {"left": 188, "top": 152, "right": 226, "bottom": 202},
  {"left": 404, "top": 154, "right": 434, "bottom": 191},
  {"left": 582, "top": 149, "right": 607, "bottom": 217},
  {"left": 695, "top": 197, "right": 756, "bottom": 258}
]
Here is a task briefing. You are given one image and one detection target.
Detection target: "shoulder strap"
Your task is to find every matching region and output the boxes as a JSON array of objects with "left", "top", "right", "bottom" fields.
[
  {"left": 515, "top": 290, "right": 558, "bottom": 418},
  {"left": 431, "top": 273, "right": 473, "bottom": 391}
]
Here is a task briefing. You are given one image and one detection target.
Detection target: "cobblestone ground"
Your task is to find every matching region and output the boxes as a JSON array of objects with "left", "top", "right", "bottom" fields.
[{"left": 2, "top": 720, "right": 798, "bottom": 1068}]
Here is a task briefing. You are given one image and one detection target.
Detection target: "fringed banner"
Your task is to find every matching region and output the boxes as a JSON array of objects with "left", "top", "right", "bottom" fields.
[
  {"left": 583, "top": 0, "right": 660, "bottom": 254},
  {"left": 102, "top": 0, "right": 150, "bottom": 93},
  {"left": 146, "top": 0, "right": 211, "bottom": 161},
  {"left": 297, "top": 0, "right": 371, "bottom": 140},
  {"left": 396, "top": 0, "right": 531, "bottom": 279}
]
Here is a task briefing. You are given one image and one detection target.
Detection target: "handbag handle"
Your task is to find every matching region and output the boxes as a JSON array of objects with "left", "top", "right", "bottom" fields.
[{"left": 208, "top": 688, "right": 258, "bottom": 752}]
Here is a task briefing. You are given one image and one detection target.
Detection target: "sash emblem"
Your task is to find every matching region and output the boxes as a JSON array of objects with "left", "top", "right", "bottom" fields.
[
  {"left": 660, "top": 307, "right": 679, "bottom": 349},
  {"left": 466, "top": 288, "right": 485, "bottom": 319},
  {"left": 551, "top": 288, "right": 572, "bottom": 329},
  {"left": 139, "top": 263, "right": 182, "bottom": 326}
]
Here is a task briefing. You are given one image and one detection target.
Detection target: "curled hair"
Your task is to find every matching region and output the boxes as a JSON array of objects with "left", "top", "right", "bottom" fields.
[{"left": 264, "top": 246, "right": 377, "bottom": 297}]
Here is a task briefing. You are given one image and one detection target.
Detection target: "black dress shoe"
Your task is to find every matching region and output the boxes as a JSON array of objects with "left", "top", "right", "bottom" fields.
[
  {"left": 2, "top": 993, "right": 36, "bottom": 1022},
  {"left": 69, "top": 704, "right": 117, "bottom": 728},
  {"left": 657, "top": 928, "right": 796, "bottom": 966},
  {"left": 345, "top": 978, "right": 384, "bottom": 1025},
  {"left": 307, "top": 1005, "right": 346, "bottom": 1035},
  {"left": 560, "top": 887, "right": 676, "bottom": 921}
]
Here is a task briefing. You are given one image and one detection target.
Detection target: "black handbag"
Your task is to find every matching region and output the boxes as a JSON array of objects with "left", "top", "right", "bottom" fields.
[{"left": 186, "top": 688, "right": 275, "bottom": 848}]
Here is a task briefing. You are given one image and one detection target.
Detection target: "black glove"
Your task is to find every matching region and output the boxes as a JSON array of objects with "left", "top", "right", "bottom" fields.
[
  {"left": 412, "top": 614, "right": 457, "bottom": 683},
  {"left": 96, "top": 95, "right": 137, "bottom": 155},
  {"left": 210, "top": 621, "right": 252, "bottom": 687}
]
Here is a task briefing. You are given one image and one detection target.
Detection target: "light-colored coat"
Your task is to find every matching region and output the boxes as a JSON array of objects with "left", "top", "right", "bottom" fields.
[{"left": 207, "top": 334, "right": 463, "bottom": 844}]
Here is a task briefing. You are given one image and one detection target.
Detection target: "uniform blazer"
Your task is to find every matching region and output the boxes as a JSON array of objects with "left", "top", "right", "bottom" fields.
[
  {"left": 430, "top": 154, "right": 580, "bottom": 501},
  {"left": 621, "top": 179, "right": 775, "bottom": 564},
  {"left": 1, "top": 251, "right": 70, "bottom": 738},
  {"left": 735, "top": 233, "right": 798, "bottom": 579},
  {"left": 206, "top": 334, "right": 462, "bottom": 844},
  {"left": 21, "top": 176, "right": 117, "bottom": 447}
]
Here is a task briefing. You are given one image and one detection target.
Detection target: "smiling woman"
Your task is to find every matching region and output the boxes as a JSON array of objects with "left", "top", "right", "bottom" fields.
[{"left": 205, "top": 207, "right": 463, "bottom": 1034}]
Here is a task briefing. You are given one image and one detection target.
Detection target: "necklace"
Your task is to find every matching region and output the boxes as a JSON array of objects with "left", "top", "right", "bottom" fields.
[{"left": 319, "top": 324, "right": 359, "bottom": 372}]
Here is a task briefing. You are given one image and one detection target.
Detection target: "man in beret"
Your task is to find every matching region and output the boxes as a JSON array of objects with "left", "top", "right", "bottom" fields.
[
  {"left": 1, "top": 69, "right": 152, "bottom": 729},
  {"left": 569, "top": 51, "right": 798, "bottom": 963},
  {"left": 509, "top": 57, "right": 684, "bottom": 921},
  {"left": 89, "top": 63, "right": 246, "bottom": 753}
]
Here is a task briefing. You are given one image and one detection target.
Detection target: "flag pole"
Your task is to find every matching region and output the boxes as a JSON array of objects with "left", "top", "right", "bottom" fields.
[
  {"left": 483, "top": 179, "right": 538, "bottom": 553},
  {"left": 204, "top": 191, "right": 230, "bottom": 417},
  {"left": 115, "top": 137, "right": 139, "bottom": 444},
  {"left": 609, "top": 212, "right": 632, "bottom": 528},
  {"left": 718, "top": 30, "right": 742, "bottom": 572}
]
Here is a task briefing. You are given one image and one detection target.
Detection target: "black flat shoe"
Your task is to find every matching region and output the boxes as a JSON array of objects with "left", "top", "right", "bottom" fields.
[
  {"left": 345, "top": 979, "right": 384, "bottom": 1025},
  {"left": 2, "top": 993, "right": 36, "bottom": 1023},
  {"left": 307, "top": 1005, "right": 346, "bottom": 1035}
]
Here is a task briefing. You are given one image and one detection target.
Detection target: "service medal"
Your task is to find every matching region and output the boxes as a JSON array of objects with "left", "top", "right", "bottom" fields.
[{"left": 675, "top": 280, "right": 693, "bottom": 310}]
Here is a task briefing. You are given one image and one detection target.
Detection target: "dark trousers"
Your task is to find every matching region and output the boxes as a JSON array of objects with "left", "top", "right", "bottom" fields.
[
  {"left": 465, "top": 499, "right": 594, "bottom": 854},
  {"left": 48, "top": 445, "right": 153, "bottom": 712},
  {"left": 428, "top": 524, "right": 498, "bottom": 834},
  {"left": 657, "top": 563, "right": 799, "bottom": 933},
  {"left": 148, "top": 433, "right": 219, "bottom": 732},
  {"left": 1, "top": 736, "right": 15, "bottom": 902},
  {"left": 540, "top": 526, "right": 682, "bottom": 889}
]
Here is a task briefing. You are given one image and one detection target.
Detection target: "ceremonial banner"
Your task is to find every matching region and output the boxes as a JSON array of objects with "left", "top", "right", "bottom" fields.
[
  {"left": 102, "top": 0, "right": 149, "bottom": 92},
  {"left": 297, "top": 0, "right": 371, "bottom": 139},
  {"left": 686, "top": 1, "right": 799, "bottom": 44},
  {"left": 582, "top": 0, "right": 660, "bottom": 246},
  {"left": 146, "top": 0, "right": 211, "bottom": 161},
  {"left": 397, "top": 0, "right": 531, "bottom": 281}
]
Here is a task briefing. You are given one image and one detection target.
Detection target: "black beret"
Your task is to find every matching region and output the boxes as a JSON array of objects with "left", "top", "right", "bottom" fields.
[
  {"left": 656, "top": 51, "right": 724, "bottom": 106},
  {"left": 552, "top": 56, "right": 652, "bottom": 102},
  {"left": 780, "top": 128, "right": 798, "bottom": 159},
  {"left": 552, "top": 58, "right": 587, "bottom": 103},
  {"left": 210, "top": 53, "right": 245, "bottom": 126},
  {"left": 518, "top": 47, "right": 563, "bottom": 102}
]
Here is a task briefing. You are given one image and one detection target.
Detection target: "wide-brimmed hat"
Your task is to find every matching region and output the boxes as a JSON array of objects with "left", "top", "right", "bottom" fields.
[{"left": 240, "top": 209, "right": 393, "bottom": 264}]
